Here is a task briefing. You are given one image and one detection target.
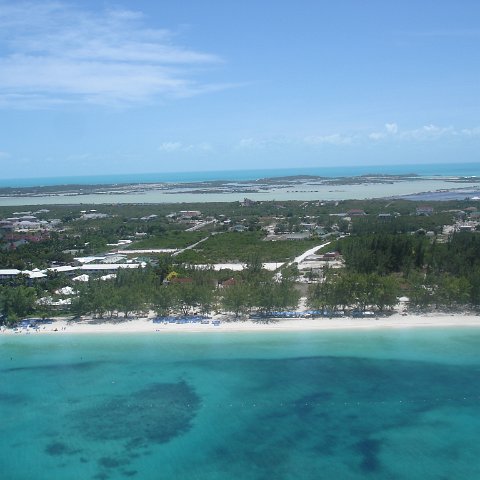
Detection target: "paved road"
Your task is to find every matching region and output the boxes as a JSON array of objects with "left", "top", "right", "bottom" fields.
[
  {"left": 288, "top": 241, "right": 332, "bottom": 266},
  {"left": 185, "top": 220, "right": 216, "bottom": 232},
  {"left": 172, "top": 236, "right": 210, "bottom": 257}
]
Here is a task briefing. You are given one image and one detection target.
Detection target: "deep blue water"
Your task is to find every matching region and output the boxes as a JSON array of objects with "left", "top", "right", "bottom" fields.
[
  {"left": 1, "top": 162, "right": 479, "bottom": 188},
  {"left": 1, "top": 328, "right": 480, "bottom": 480}
]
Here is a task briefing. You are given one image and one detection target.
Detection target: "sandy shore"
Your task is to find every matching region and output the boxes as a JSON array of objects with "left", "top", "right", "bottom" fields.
[{"left": 2, "top": 311, "right": 479, "bottom": 335}]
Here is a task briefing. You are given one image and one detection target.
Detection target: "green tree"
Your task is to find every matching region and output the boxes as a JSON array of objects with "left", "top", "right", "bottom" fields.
[
  {"left": 152, "top": 284, "right": 174, "bottom": 316},
  {"left": 171, "top": 282, "right": 215, "bottom": 315},
  {"left": 433, "top": 274, "right": 471, "bottom": 309},
  {"left": 0, "top": 285, "right": 37, "bottom": 325},
  {"left": 406, "top": 272, "right": 432, "bottom": 310},
  {"left": 220, "top": 282, "right": 251, "bottom": 318},
  {"left": 368, "top": 274, "right": 399, "bottom": 312},
  {"left": 70, "top": 284, "right": 91, "bottom": 318}
]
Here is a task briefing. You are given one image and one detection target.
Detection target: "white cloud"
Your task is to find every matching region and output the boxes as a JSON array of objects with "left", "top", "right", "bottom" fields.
[
  {"left": 366, "top": 122, "right": 480, "bottom": 143},
  {"left": 234, "top": 123, "right": 480, "bottom": 152},
  {"left": 0, "top": 2, "right": 230, "bottom": 108},
  {"left": 158, "top": 141, "right": 213, "bottom": 153},
  {"left": 158, "top": 142, "right": 183, "bottom": 152},
  {"left": 370, "top": 123, "right": 398, "bottom": 140},
  {"left": 369, "top": 132, "right": 385, "bottom": 141},
  {"left": 385, "top": 123, "right": 398, "bottom": 134},
  {"left": 236, "top": 136, "right": 291, "bottom": 150},
  {"left": 238, "top": 133, "right": 356, "bottom": 149},
  {"left": 303, "top": 134, "right": 353, "bottom": 146},
  {"left": 237, "top": 137, "right": 269, "bottom": 149},
  {"left": 400, "top": 124, "right": 456, "bottom": 140},
  {"left": 461, "top": 127, "right": 480, "bottom": 137},
  {"left": 0, "top": 150, "right": 10, "bottom": 158}
]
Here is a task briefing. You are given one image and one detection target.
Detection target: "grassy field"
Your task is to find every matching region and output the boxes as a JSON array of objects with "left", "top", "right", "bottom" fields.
[
  {"left": 175, "top": 231, "right": 320, "bottom": 263},
  {"left": 126, "top": 231, "right": 206, "bottom": 249}
]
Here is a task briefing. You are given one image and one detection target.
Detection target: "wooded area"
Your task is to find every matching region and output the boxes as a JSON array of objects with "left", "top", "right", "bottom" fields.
[{"left": 1, "top": 199, "right": 479, "bottom": 324}]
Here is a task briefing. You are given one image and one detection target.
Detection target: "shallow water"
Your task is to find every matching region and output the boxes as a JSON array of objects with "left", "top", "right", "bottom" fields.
[
  {"left": 1, "top": 328, "right": 480, "bottom": 479},
  {"left": 0, "top": 179, "right": 477, "bottom": 206}
]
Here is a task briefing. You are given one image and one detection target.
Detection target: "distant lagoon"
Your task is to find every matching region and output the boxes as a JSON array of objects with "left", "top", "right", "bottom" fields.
[
  {"left": 0, "top": 179, "right": 478, "bottom": 206},
  {"left": 0, "top": 168, "right": 479, "bottom": 206}
]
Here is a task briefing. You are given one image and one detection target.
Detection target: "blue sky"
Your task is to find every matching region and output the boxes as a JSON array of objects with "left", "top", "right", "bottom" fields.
[{"left": 0, "top": 0, "right": 479, "bottom": 179}]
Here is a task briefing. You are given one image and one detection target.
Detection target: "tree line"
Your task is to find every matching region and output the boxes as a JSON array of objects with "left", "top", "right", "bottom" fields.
[
  {"left": 0, "top": 262, "right": 300, "bottom": 326},
  {"left": 2, "top": 231, "right": 480, "bottom": 326},
  {"left": 323, "top": 231, "right": 480, "bottom": 310}
]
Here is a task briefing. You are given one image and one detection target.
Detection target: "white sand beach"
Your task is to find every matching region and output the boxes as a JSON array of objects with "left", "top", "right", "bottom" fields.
[{"left": 2, "top": 311, "right": 479, "bottom": 335}]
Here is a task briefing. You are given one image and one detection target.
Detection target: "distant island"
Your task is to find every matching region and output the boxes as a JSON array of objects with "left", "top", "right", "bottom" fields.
[{"left": 0, "top": 173, "right": 479, "bottom": 206}]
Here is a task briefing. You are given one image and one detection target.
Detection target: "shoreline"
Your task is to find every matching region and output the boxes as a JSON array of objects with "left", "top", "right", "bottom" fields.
[
  {"left": 3, "top": 312, "right": 479, "bottom": 336},
  {"left": 0, "top": 176, "right": 478, "bottom": 206}
]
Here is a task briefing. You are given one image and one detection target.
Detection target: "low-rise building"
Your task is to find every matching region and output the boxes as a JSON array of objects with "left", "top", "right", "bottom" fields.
[
  {"left": 416, "top": 206, "right": 434, "bottom": 216},
  {"left": 240, "top": 198, "right": 257, "bottom": 207},
  {"left": 79, "top": 263, "right": 144, "bottom": 275},
  {"left": 347, "top": 209, "right": 366, "bottom": 216},
  {"left": 283, "top": 232, "right": 310, "bottom": 240},
  {"left": 180, "top": 210, "right": 201, "bottom": 219}
]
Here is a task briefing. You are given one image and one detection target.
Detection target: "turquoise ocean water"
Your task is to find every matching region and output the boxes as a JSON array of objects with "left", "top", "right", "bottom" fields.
[{"left": 2, "top": 328, "right": 480, "bottom": 480}]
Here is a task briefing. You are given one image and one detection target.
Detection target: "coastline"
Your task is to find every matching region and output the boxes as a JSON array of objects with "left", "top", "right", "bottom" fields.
[
  {"left": 0, "top": 176, "right": 478, "bottom": 206},
  {"left": 1, "top": 161, "right": 479, "bottom": 189},
  {"left": 3, "top": 311, "right": 479, "bottom": 336}
]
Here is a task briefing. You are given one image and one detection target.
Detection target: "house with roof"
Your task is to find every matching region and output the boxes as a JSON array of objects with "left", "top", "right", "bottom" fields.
[
  {"left": 180, "top": 210, "right": 201, "bottom": 219},
  {"left": 0, "top": 268, "right": 46, "bottom": 285},
  {"left": 416, "top": 206, "right": 434, "bottom": 216},
  {"left": 0, "top": 269, "right": 22, "bottom": 281},
  {"left": 47, "top": 266, "right": 77, "bottom": 275},
  {"left": 79, "top": 263, "right": 144, "bottom": 275},
  {"left": 169, "top": 277, "right": 193, "bottom": 284},
  {"left": 347, "top": 209, "right": 366, "bottom": 216},
  {"left": 240, "top": 198, "right": 257, "bottom": 207},
  {"left": 0, "top": 220, "right": 14, "bottom": 231},
  {"left": 282, "top": 232, "right": 311, "bottom": 240},
  {"left": 318, "top": 251, "right": 341, "bottom": 261}
]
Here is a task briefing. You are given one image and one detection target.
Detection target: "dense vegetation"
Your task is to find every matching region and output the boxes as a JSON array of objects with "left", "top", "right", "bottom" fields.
[
  {"left": 175, "top": 232, "right": 318, "bottom": 263},
  {"left": 0, "top": 264, "right": 300, "bottom": 326},
  {"left": 1, "top": 199, "right": 479, "bottom": 324},
  {"left": 308, "top": 270, "right": 399, "bottom": 313},
  {"left": 125, "top": 231, "right": 206, "bottom": 250},
  {"left": 307, "top": 231, "right": 480, "bottom": 312}
]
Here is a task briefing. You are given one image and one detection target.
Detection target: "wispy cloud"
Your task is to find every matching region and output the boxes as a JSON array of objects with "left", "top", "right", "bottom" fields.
[
  {"left": 385, "top": 123, "right": 398, "bottom": 134},
  {"left": 0, "top": 150, "right": 10, "bottom": 158},
  {"left": 0, "top": 1, "right": 231, "bottom": 108},
  {"left": 158, "top": 141, "right": 213, "bottom": 153},
  {"left": 158, "top": 142, "right": 184, "bottom": 153},
  {"left": 368, "top": 132, "right": 384, "bottom": 140},
  {"left": 461, "top": 127, "right": 480, "bottom": 137},
  {"left": 237, "top": 133, "right": 356, "bottom": 150},
  {"left": 237, "top": 123, "right": 480, "bottom": 151},
  {"left": 399, "top": 124, "right": 456, "bottom": 140},
  {"left": 367, "top": 122, "right": 479, "bottom": 143},
  {"left": 236, "top": 136, "right": 292, "bottom": 150},
  {"left": 303, "top": 133, "right": 354, "bottom": 146},
  {"left": 369, "top": 122, "right": 398, "bottom": 140}
]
